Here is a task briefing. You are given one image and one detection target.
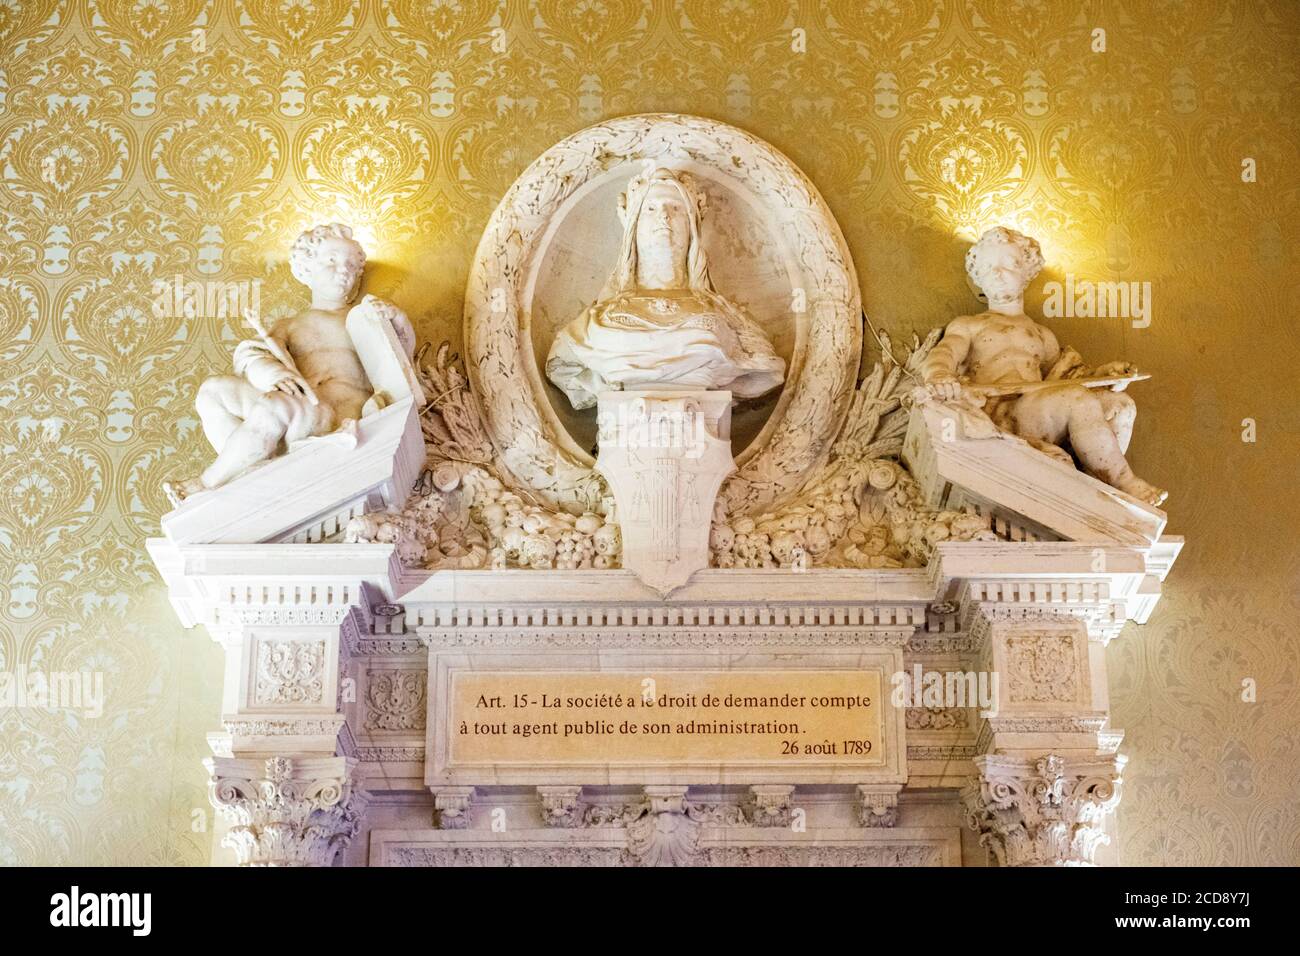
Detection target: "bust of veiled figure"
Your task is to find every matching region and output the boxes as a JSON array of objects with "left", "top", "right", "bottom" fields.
[{"left": 545, "top": 167, "right": 786, "bottom": 410}]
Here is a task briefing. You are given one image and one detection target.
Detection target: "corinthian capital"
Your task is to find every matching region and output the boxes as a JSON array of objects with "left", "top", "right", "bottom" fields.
[
  {"left": 964, "top": 753, "right": 1124, "bottom": 867},
  {"left": 206, "top": 755, "right": 365, "bottom": 867}
]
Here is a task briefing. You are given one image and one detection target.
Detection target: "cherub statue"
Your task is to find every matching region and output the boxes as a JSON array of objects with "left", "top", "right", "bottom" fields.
[
  {"left": 545, "top": 166, "right": 785, "bottom": 410},
  {"left": 164, "top": 223, "right": 415, "bottom": 503},
  {"left": 921, "top": 226, "right": 1166, "bottom": 506}
]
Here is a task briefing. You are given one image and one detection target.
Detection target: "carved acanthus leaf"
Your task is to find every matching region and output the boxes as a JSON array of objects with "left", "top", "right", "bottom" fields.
[
  {"left": 964, "top": 753, "right": 1124, "bottom": 867},
  {"left": 207, "top": 756, "right": 364, "bottom": 867}
]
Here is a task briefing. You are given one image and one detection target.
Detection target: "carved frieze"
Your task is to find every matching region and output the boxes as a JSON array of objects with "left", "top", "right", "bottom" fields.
[
  {"left": 374, "top": 821, "right": 957, "bottom": 867},
  {"left": 386, "top": 843, "right": 946, "bottom": 867},
  {"left": 221, "top": 607, "right": 351, "bottom": 627},
  {"left": 222, "top": 716, "right": 343, "bottom": 738},
  {"left": 700, "top": 845, "right": 942, "bottom": 866},
  {"left": 906, "top": 706, "right": 969, "bottom": 730},
  {"left": 392, "top": 846, "right": 629, "bottom": 867},
  {"left": 908, "top": 745, "right": 978, "bottom": 761}
]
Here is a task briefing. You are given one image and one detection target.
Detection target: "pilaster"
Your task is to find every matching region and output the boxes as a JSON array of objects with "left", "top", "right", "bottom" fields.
[
  {"left": 958, "top": 579, "right": 1127, "bottom": 865},
  {"left": 149, "top": 540, "right": 403, "bottom": 865}
]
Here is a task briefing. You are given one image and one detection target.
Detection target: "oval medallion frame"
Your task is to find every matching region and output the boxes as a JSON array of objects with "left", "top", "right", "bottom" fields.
[{"left": 464, "top": 113, "right": 861, "bottom": 517}]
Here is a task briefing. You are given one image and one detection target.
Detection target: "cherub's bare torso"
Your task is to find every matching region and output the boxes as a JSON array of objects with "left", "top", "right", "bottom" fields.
[
  {"left": 949, "top": 311, "right": 1060, "bottom": 385},
  {"left": 275, "top": 308, "right": 371, "bottom": 420}
]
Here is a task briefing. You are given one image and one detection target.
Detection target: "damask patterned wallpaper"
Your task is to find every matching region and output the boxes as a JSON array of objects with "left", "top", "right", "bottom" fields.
[{"left": 0, "top": 0, "right": 1295, "bottom": 865}]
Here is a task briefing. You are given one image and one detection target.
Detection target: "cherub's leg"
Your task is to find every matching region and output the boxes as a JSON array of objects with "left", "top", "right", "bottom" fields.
[
  {"left": 165, "top": 392, "right": 329, "bottom": 505},
  {"left": 1011, "top": 387, "right": 1166, "bottom": 506},
  {"left": 1066, "top": 402, "right": 1133, "bottom": 485},
  {"left": 198, "top": 392, "right": 305, "bottom": 489},
  {"left": 1065, "top": 395, "right": 1166, "bottom": 503},
  {"left": 195, "top": 376, "right": 260, "bottom": 452},
  {"left": 1096, "top": 389, "right": 1136, "bottom": 454}
]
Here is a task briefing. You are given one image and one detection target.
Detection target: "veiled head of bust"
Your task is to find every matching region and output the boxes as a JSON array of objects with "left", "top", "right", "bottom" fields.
[{"left": 608, "top": 167, "right": 713, "bottom": 296}]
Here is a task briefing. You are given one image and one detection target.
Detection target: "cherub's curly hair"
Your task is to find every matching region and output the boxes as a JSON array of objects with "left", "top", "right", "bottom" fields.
[
  {"left": 965, "top": 226, "right": 1045, "bottom": 285},
  {"left": 289, "top": 222, "right": 366, "bottom": 291}
]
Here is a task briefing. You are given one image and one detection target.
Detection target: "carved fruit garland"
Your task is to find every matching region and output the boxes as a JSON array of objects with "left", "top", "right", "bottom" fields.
[
  {"left": 710, "top": 327, "right": 995, "bottom": 570},
  {"left": 344, "top": 342, "right": 620, "bottom": 571},
  {"left": 347, "top": 329, "right": 992, "bottom": 571}
]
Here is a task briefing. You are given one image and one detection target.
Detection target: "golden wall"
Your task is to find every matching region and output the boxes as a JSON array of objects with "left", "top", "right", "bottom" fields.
[{"left": 1, "top": 0, "right": 1296, "bottom": 865}]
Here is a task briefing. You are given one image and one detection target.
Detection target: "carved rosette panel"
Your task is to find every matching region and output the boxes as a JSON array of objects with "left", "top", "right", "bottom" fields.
[
  {"left": 207, "top": 756, "right": 364, "bottom": 867},
  {"left": 254, "top": 639, "right": 326, "bottom": 705},
  {"left": 964, "top": 754, "right": 1123, "bottom": 867},
  {"left": 1006, "top": 633, "right": 1079, "bottom": 704},
  {"left": 364, "top": 669, "right": 427, "bottom": 732},
  {"left": 464, "top": 113, "right": 861, "bottom": 518}
]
